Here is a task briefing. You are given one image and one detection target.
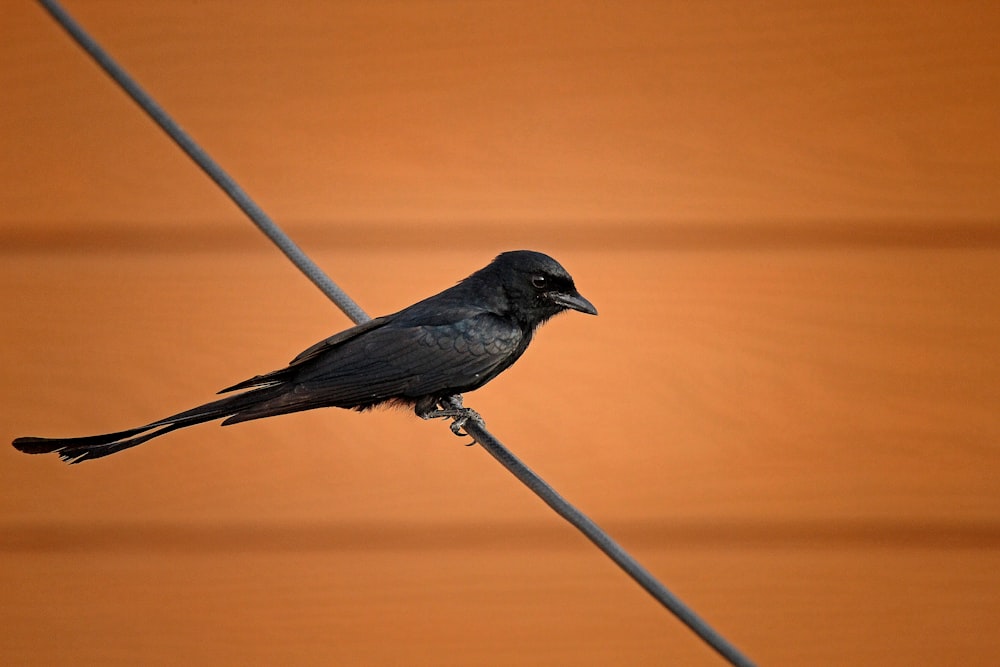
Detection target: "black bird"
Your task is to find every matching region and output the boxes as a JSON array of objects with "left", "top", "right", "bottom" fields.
[{"left": 13, "top": 250, "right": 597, "bottom": 463}]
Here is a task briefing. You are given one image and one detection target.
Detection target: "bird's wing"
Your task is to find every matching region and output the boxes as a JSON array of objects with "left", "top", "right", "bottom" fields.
[
  {"left": 217, "top": 317, "right": 392, "bottom": 393},
  {"left": 288, "top": 316, "right": 391, "bottom": 366},
  {"left": 293, "top": 311, "right": 525, "bottom": 403}
]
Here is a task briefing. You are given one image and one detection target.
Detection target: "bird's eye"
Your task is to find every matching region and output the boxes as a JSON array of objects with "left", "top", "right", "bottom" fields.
[{"left": 531, "top": 275, "right": 547, "bottom": 289}]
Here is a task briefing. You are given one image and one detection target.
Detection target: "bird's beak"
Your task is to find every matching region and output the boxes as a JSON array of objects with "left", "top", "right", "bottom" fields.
[{"left": 551, "top": 291, "right": 598, "bottom": 316}]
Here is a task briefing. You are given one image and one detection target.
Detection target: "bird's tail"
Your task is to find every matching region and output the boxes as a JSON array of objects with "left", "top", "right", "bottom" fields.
[{"left": 12, "top": 386, "right": 281, "bottom": 464}]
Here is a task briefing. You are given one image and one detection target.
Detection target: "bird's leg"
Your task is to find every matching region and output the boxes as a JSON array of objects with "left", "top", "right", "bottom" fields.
[{"left": 415, "top": 395, "right": 485, "bottom": 441}]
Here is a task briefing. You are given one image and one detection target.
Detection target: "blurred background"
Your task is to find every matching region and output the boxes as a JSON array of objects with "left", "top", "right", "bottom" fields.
[{"left": 2, "top": 1, "right": 999, "bottom": 665}]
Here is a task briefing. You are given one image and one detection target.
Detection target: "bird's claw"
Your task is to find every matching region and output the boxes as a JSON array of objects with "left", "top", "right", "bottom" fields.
[
  {"left": 447, "top": 412, "right": 484, "bottom": 446},
  {"left": 417, "top": 395, "right": 484, "bottom": 445},
  {"left": 449, "top": 418, "right": 467, "bottom": 437}
]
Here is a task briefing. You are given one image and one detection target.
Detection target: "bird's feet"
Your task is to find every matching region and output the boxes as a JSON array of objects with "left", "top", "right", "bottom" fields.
[{"left": 416, "top": 395, "right": 485, "bottom": 444}]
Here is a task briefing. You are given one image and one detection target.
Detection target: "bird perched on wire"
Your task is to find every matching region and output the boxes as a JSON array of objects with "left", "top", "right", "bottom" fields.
[{"left": 13, "top": 250, "right": 597, "bottom": 463}]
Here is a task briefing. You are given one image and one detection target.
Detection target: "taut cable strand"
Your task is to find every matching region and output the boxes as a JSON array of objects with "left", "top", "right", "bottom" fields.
[
  {"left": 465, "top": 417, "right": 755, "bottom": 667},
  {"left": 37, "top": 0, "right": 369, "bottom": 326},
  {"left": 35, "top": 1, "right": 756, "bottom": 665}
]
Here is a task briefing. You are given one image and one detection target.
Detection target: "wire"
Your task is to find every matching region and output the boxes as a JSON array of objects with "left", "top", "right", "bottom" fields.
[
  {"left": 467, "top": 418, "right": 755, "bottom": 666},
  {"left": 35, "top": 1, "right": 756, "bottom": 665},
  {"left": 36, "top": 0, "right": 370, "bottom": 326}
]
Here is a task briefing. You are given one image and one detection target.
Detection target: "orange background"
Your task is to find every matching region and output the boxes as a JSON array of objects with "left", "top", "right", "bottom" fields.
[{"left": 3, "top": 2, "right": 999, "bottom": 665}]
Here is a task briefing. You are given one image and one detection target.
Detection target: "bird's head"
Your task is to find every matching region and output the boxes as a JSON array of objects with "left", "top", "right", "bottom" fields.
[{"left": 490, "top": 250, "right": 597, "bottom": 327}]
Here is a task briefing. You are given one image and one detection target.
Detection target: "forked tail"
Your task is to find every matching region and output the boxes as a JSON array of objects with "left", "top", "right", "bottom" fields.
[{"left": 13, "top": 386, "right": 280, "bottom": 464}]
